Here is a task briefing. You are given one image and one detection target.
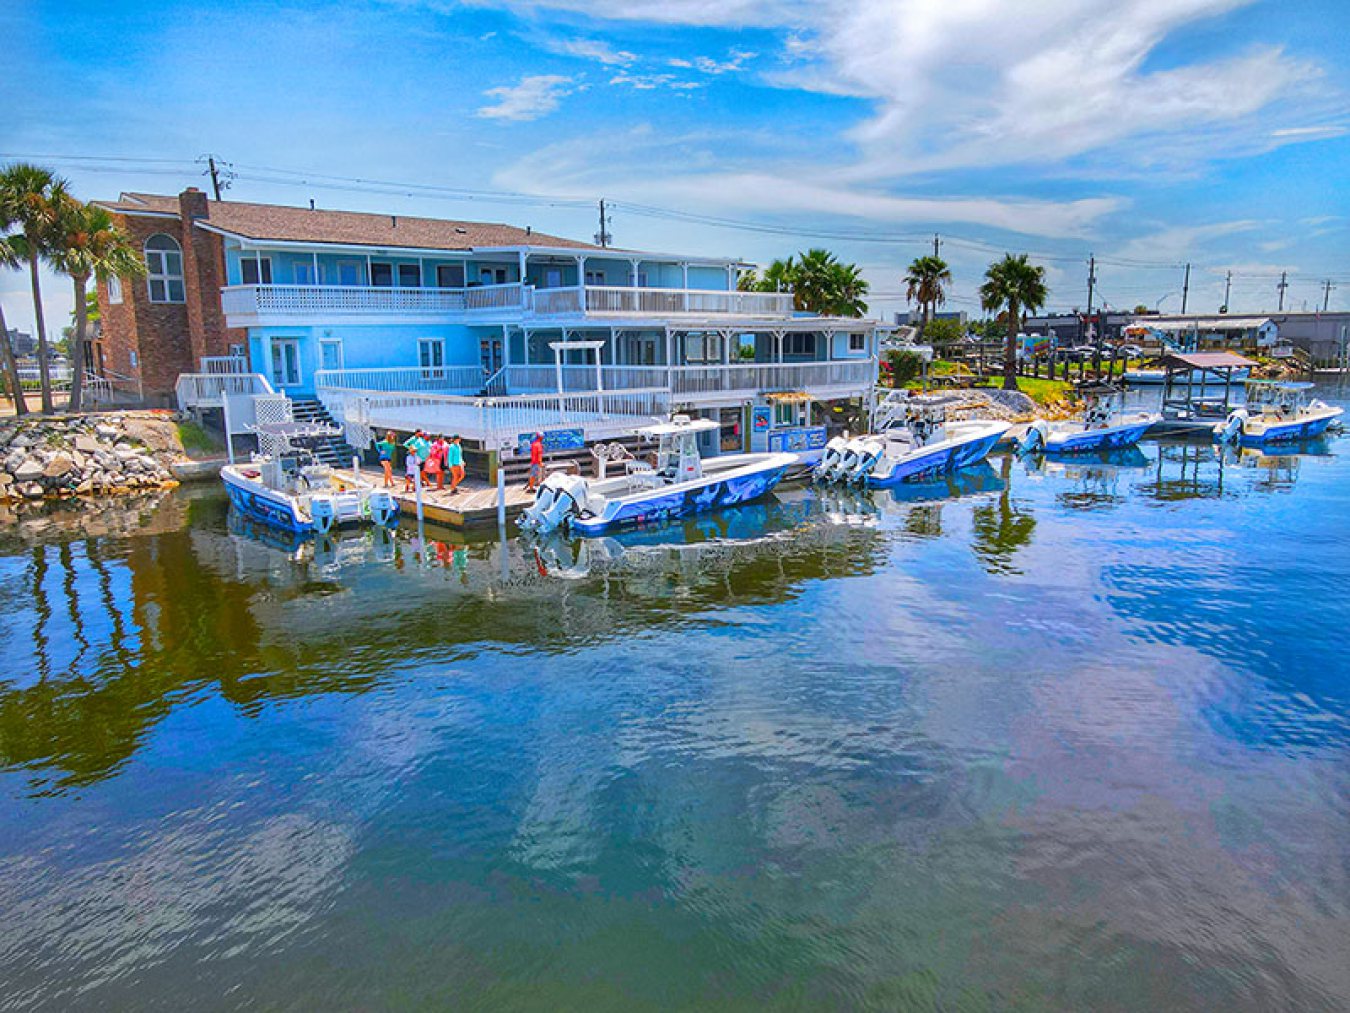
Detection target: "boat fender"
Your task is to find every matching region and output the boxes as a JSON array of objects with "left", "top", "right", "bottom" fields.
[
  {"left": 1017, "top": 421, "right": 1049, "bottom": 455},
  {"left": 310, "top": 495, "right": 337, "bottom": 535},
  {"left": 1216, "top": 408, "right": 1247, "bottom": 444}
]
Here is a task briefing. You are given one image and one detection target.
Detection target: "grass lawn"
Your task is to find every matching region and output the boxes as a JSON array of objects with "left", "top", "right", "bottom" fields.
[
  {"left": 177, "top": 419, "right": 224, "bottom": 457},
  {"left": 975, "top": 376, "right": 1073, "bottom": 405}
]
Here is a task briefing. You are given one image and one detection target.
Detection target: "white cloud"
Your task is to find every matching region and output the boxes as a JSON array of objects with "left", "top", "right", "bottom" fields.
[
  {"left": 670, "top": 49, "right": 757, "bottom": 74},
  {"left": 477, "top": 74, "right": 577, "bottom": 121},
  {"left": 541, "top": 36, "right": 637, "bottom": 66},
  {"left": 1113, "top": 220, "right": 1262, "bottom": 263},
  {"left": 609, "top": 72, "right": 701, "bottom": 91}
]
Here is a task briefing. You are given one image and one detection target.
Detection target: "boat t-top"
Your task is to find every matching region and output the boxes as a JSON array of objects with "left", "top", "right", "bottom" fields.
[
  {"left": 1018, "top": 386, "right": 1159, "bottom": 455},
  {"left": 221, "top": 421, "right": 398, "bottom": 535},
  {"left": 816, "top": 394, "right": 1011, "bottom": 487},
  {"left": 519, "top": 415, "right": 797, "bottom": 536},
  {"left": 1215, "top": 380, "right": 1343, "bottom": 444}
]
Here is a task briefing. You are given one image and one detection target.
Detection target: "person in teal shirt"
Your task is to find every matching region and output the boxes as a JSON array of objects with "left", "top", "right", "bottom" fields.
[
  {"left": 375, "top": 431, "right": 397, "bottom": 488},
  {"left": 445, "top": 434, "right": 465, "bottom": 494}
]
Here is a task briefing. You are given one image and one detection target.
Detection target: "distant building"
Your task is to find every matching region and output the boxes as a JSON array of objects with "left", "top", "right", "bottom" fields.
[
  {"left": 895, "top": 309, "right": 967, "bottom": 328},
  {"left": 5, "top": 328, "right": 35, "bottom": 357}
]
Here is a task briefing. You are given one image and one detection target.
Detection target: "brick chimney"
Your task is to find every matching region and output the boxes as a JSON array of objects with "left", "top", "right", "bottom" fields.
[{"left": 179, "top": 187, "right": 210, "bottom": 220}]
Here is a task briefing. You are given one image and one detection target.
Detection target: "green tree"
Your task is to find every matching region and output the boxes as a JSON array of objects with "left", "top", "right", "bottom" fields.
[
  {"left": 922, "top": 316, "right": 965, "bottom": 350},
  {"left": 47, "top": 197, "right": 144, "bottom": 412},
  {"left": 0, "top": 163, "right": 69, "bottom": 413},
  {"left": 978, "top": 253, "right": 1048, "bottom": 391},
  {"left": 0, "top": 235, "right": 28, "bottom": 414},
  {"left": 903, "top": 255, "right": 952, "bottom": 331}
]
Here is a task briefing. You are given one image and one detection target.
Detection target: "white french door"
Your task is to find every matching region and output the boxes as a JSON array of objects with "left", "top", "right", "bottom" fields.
[{"left": 270, "top": 338, "right": 301, "bottom": 387}]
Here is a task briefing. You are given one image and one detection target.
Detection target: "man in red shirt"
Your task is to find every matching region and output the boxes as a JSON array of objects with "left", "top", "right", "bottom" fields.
[{"left": 527, "top": 432, "right": 544, "bottom": 492}]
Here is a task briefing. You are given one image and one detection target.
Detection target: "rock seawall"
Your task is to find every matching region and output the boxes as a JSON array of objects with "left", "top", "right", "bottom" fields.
[{"left": 0, "top": 412, "right": 187, "bottom": 506}]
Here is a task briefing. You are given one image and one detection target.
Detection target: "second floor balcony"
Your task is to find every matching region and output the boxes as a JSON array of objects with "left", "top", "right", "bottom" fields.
[{"left": 220, "top": 282, "right": 797, "bottom": 327}]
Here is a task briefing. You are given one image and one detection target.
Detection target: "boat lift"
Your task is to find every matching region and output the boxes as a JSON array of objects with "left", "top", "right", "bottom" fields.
[{"left": 1154, "top": 351, "right": 1257, "bottom": 437}]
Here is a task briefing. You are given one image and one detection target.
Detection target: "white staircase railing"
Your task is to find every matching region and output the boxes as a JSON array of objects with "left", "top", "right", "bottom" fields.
[{"left": 175, "top": 372, "right": 274, "bottom": 410}]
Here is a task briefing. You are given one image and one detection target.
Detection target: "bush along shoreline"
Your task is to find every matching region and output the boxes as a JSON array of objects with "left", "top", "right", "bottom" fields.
[{"left": 0, "top": 411, "right": 189, "bottom": 506}]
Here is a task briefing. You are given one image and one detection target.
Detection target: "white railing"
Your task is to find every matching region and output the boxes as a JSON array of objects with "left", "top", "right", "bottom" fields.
[
  {"left": 530, "top": 286, "right": 585, "bottom": 315},
  {"left": 503, "top": 364, "right": 671, "bottom": 393},
  {"left": 314, "top": 365, "right": 484, "bottom": 394},
  {"left": 669, "top": 360, "right": 876, "bottom": 395},
  {"left": 175, "top": 372, "right": 275, "bottom": 410},
  {"left": 201, "top": 355, "right": 248, "bottom": 374},
  {"left": 221, "top": 283, "right": 527, "bottom": 319},
  {"left": 576, "top": 286, "right": 795, "bottom": 317},
  {"left": 83, "top": 369, "right": 144, "bottom": 406}
]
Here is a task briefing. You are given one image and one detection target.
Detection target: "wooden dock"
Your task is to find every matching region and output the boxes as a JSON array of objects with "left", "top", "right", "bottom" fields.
[{"left": 357, "top": 468, "right": 536, "bottom": 528}]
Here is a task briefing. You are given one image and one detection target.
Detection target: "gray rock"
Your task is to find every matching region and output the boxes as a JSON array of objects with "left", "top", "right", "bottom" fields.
[
  {"left": 14, "top": 459, "right": 44, "bottom": 481},
  {"left": 21, "top": 482, "right": 44, "bottom": 498},
  {"left": 44, "top": 453, "right": 75, "bottom": 479},
  {"left": 74, "top": 435, "right": 100, "bottom": 454}
]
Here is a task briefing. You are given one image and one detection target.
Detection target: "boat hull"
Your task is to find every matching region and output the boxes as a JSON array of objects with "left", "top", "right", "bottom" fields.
[
  {"left": 569, "top": 457, "right": 792, "bottom": 537},
  {"left": 1240, "top": 407, "right": 1342, "bottom": 444},
  {"left": 222, "top": 467, "right": 311, "bottom": 534},
  {"left": 865, "top": 423, "right": 1009, "bottom": 488},
  {"left": 1044, "top": 418, "right": 1155, "bottom": 454}
]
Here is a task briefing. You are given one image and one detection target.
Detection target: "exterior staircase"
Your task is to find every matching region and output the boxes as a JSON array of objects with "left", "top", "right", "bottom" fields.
[{"left": 289, "top": 396, "right": 358, "bottom": 468}]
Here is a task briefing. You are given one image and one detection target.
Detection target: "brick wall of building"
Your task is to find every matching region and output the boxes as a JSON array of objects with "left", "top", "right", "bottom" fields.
[{"left": 97, "top": 188, "right": 240, "bottom": 405}]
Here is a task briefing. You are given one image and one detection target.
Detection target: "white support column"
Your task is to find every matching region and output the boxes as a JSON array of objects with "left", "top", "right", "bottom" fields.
[
  {"left": 774, "top": 330, "right": 785, "bottom": 364},
  {"left": 311, "top": 251, "right": 319, "bottom": 285},
  {"left": 518, "top": 250, "right": 527, "bottom": 285},
  {"left": 365, "top": 253, "right": 371, "bottom": 285},
  {"left": 631, "top": 259, "right": 640, "bottom": 287},
  {"left": 553, "top": 337, "right": 564, "bottom": 395},
  {"left": 682, "top": 262, "right": 689, "bottom": 290}
]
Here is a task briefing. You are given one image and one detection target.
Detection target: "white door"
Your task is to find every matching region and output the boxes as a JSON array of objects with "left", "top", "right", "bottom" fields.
[
  {"left": 270, "top": 338, "right": 301, "bottom": 387},
  {"left": 319, "top": 339, "right": 343, "bottom": 371}
]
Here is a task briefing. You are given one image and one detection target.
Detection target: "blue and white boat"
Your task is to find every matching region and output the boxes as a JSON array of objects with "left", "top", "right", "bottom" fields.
[
  {"left": 1018, "top": 389, "right": 1158, "bottom": 455},
  {"left": 519, "top": 415, "right": 796, "bottom": 537},
  {"left": 1215, "top": 380, "right": 1343, "bottom": 444},
  {"left": 222, "top": 421, "right": 398, "bottom": 535},
  {"left": 816, "top": 403, "right": 1010, "bottom": 488}
]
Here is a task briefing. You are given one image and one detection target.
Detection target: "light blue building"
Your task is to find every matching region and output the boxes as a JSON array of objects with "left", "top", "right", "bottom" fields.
[{"left": 104, "top": 190, "right": 895, "bottom": 467}]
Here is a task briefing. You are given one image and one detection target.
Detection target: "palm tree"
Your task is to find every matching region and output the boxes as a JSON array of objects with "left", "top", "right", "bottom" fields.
[
  {"left": 48, "top": 196, "right": 144, "bottom": 412},
  {"left": 757, "top": 257, "right": 797, "bottom": 296},
  {"left": 0, "top": 234, "right": 28, "bottom": 415},
  {"left": 903, "top": 255, "right": 952, "bottom": 331},
  {"left": 979, "top": 253, "right": 1048, "bottom": 391},
  {"left": 823, "top": 259, "right": 869, "bottom": 317},
  {"left": 0, "top": 163, "right": 68, "bottom": 413},
  {"left": 747, "top": 250, "right": 868, "bottom": 316}
]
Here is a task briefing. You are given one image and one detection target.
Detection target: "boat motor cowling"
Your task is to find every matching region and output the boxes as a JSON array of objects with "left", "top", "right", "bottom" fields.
[
  {"left": 367, "top": 490, "right": 398, "bottom": 527},
  {"left": 1216, "top": 408, "right": 1247, "bottom": 444},
  {"left": 844, "top": 438, "right": 885, "bottom": 484},
  {"left": 519, "top": 473, "right": 592, "bottom": 533},
  {"left": 1017, "top": 420, "right": 1050, "bottom": 455},
  {"left": 310, "top": 495, "right": 337, "bottom": 535},
  {"left": 814, "top": 437, "right": 850, "bottom": 483}
]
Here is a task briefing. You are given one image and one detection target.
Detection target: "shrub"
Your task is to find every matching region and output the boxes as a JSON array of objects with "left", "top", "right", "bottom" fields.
[{"left": 886, "top": 349, "right": 924, "bottom": 388}]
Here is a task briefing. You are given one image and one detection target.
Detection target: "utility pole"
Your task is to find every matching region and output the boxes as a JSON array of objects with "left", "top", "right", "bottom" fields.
[
  {"left": 1181, "top": 263, "right": 1190, "bottom": 314},
  {"left": 933, "top": 233, "right": 941, "bottom": 259},
  {"left": 1322, "top": 279, "right": 1335, "bottom": 312},
  {"left": 595, "top": 199, "right": 612, "bottom": 248},
  {"left": 1222, "top": 271, "right": 1232, "bottom": 313},
  {"left": 1086, "top": 254, "right": 1100, "bottom": 372},
  {"left": 1277, "top": 271, "right": 1289, "bottom": 312},
  {"left": 197, "top": 154, "right": 233, "bottom": 200}
]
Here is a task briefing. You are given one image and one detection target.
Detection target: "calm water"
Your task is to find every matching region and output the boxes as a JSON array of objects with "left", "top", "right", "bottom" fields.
[{"left": 2, "top": 389, "right": 1349, "bottom": 1010}]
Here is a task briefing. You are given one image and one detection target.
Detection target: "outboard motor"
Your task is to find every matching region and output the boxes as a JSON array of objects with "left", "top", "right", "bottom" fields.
[
  {"left": 814, "top": 437, "right": 849, "bottom": 483},
  {"left": 367, "top": 489, "right": 398, "bottom": 527},
  {"left": 1017, "top": 420, "right": 1049, "bottom": 455},
  {"left": 519, "top": 473, "right": 591, "bottom": 533},
  {"left": 310, "top": 494, "right": 337, "bottom": 535},
  {"left": 1215, "top": 408, "right": 1247, "bottom": 444},
  {"left": 844, "top": 438, "right": 886, "bottom": 484}
]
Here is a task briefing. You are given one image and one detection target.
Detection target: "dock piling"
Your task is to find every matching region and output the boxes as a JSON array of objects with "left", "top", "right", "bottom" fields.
[{"left": 496, "top": 467, "right": 507, "bottom": 530}]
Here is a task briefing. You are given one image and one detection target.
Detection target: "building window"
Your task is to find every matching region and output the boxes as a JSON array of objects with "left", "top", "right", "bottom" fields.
[
  {"left": 336, "top": 261, "right": 363, "bottom": 286},
  {"left": 478, "top": 267, "right": 508, "bottom": 286},
  {"left": 685, "top": 333, "right": 722, "bottom": 363},
  {"left": 144, "top": 234, "right": 185, "bottom": 303},
  {"left": 107, "top": 275, "right": 123, "bottom": 304},
  {"left": 240, "top": 257, "right": 272, "bottom": 285},
  {"left": 370, "top": 262, "right": 394, "bottom": 287},
  {"left": 848, "top": 332, "right": 866, "bottom": 353},
  {"left": 585, "top": 270, "right": 605, "bottom": 286},
  {"left": 293, "top": 261, "right": 317, "bottom": 285},
  {"left": 436, "top": 263, "right": 464, "bottom": 288},
  {"left": 397, "top": 264, "right": 421, "bottom": 288},
  {"left": 774, "top": 401, "right": 797, "bottom": 426},
  {"left": 784, "top": 333, "right": 813, "bottom": 356}
]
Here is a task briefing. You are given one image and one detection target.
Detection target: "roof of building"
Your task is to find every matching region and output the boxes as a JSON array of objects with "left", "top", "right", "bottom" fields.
[
  {"left": 97, "top": 191, "right": 606, "bottom": 254},
  {"left": 1159, "top": 351, "right": 1257, "bottom": 370},
  {"left": 1139, "top": 316, "right": 1274, "bottom": 331}
]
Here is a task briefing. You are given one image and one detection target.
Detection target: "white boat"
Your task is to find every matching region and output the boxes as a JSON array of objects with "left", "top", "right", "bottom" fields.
[
  {"left": 816, "top": 402, "right": 1010, "bottom": 488},
  {"left": 1215, "top": 380, "right": 1343, "bottom": 444},
  {"left": 519, "top": 415, "right": 796, "bottom": 536},
  {"left": 222, "top": 422, "right": 398, "bottom": 534},
  {"left": 1018, "top": 389, "right": 1159, "bottom": 455}
]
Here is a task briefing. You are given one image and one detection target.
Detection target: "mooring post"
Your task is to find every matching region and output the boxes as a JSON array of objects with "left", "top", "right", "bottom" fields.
[
  {"left": 496, "top": 466, "right": 507, "bottom": 529},
  {"left": 413, "top": 459, "right": 425, "bottom": 525},
  {"left": 352, "top": 454, "right": 360, "bottom": 480}
]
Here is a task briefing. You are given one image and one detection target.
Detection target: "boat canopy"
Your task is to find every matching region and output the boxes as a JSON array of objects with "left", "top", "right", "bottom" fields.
[
  {"left": 638, "top": 416, "right": 719, "bottom": 437},
  {"left": 1159, "top": 351, "right": 1256, "bottom": 370},
  {"left": 1244, "top": 379, "right": 1314, "bottom": 390}
]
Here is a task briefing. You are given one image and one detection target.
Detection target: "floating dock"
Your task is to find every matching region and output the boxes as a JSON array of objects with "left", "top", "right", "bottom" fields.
[{"left": 357, "top": 468, "right": 536, "bottom": 528}]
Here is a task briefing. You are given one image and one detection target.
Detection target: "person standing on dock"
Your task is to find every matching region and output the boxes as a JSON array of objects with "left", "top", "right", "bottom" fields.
[
  {"left": 427, "top": 435, "right": 448, "bottom": 491},
  {"left": 447, "top": 435, "right": 465, "bottom": 495},
  {"left": 375, "top": 431, "right": 397, "bottom": 488},
  {"left": 527, "top": 432, "right": 544, "bottom": 493},
  {"left": 402, "top": 430, "right": 430, "bottom": 493}
]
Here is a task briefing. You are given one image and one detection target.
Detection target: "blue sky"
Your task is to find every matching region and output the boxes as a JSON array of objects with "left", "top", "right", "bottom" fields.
[{"left": 3, "top": 0, "right": 1348, "bottom": 333}]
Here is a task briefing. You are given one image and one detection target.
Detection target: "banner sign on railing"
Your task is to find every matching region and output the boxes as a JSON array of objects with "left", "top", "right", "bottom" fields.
[
  {"left": 768, "top": 425, "right": 828, "bottom": 454},
  {"left": 517, "top": 428, "right": 585, "bottom": 455}
]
